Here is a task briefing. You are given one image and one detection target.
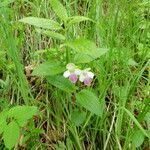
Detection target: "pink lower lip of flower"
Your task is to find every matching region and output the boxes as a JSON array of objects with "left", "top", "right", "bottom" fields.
[
  {"left": 84, "top": 78, "right": 92, "bottom": 86},
  {"left": 69, "top": 73, "right": 78, "bottom": 83}
]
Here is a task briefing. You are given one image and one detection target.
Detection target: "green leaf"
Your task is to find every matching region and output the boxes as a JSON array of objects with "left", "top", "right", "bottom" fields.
[
  {"left": 47, "top": 75, "right": 77, "bottom": 93},
  {"left": 127, "top": 58, "right": 138, "bottom": 66},
  {"left": 36, "top": 28, "right": 65, "bottom": 40},
  {"left": 0, "top": 110, "right": 8, "bottom": 134},
  {"left": 68, "top": 16, "right": 93, "bottom": 26},
  {"left": 64, "top": 39, "right": 97, "bottom": 55},
  {"left": 8, "top": 106, "right": 38, "bottom": 126},
  {"left": 97, "top": 48, "right": 109, "bottom": 56},
  {"left": 0, "top": 119, "right": 7, "bottom": 134},
  {"left": 32, "top": 62, "right": 65, "bottom": 76},
  {"left": 132, "top": 130, "right": 145, "bottom": 147},
  {"left": 19, "top": 17, "right": 62, "bottom": 30},
  {"left": 74, "top": 53, "right": 93, "bottom": 64},
  {"left": 74, "top": 48, "right": 108, "bottom": 63},
  {"left": 63, "top": 39, "right": 108, "bottom": 63},
  {"left": 145, "top": 112, "right": 150, "bottom": 122},
  {"left": 71, "top": 109, "right": 86, "bottom": 126},
  {"left": 144, "top": 112, "right": 150, "bottom": 130},
  {"left": 76, "top": 90, "right": 103, "bottom": 116},
  {"left": 50, "top": 0, "right": 68, "bottom": 21},
  {"left": 3, "top": 121, "right": 20, "bottom": 149}
]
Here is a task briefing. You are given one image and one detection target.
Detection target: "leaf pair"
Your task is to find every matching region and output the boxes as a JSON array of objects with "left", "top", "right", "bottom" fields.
[
  {"left": 49, "top": 0, "right": 94, "bottom": 24},
  {"left": 0, "top": 106, "right": 38, "bottom": 149},
  {"left": 32, "top": 62, "right": 103, "bottom": 116},
  {"left": 47, "top": 76, "right": 103, "bottom": 116},
  {"left": 19, "top": 0, "right": 93, "bottom": 41},
  {"left": 48, "top": 77, "right": 103, "bottom": 116}
]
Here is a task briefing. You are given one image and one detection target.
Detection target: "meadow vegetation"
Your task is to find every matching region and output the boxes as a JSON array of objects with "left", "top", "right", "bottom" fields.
[{"left": 0, "top": 0, "right": 150, "bottom": 149}]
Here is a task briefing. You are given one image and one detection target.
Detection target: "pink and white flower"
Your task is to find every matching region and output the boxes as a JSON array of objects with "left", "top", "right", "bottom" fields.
[
  {"left": 63, "top": 63, "right": 81, "bottom": 83},
  {"left": 79, "top": 68, "right": 94, "bottom": 86},
  {"left": 63, "top": 64, "right": 94, "bottom": 86}
]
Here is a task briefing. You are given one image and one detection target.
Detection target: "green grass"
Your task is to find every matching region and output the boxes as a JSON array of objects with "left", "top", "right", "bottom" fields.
[{"left": 0, "top": 0, "right": 150, "bottom": 149}]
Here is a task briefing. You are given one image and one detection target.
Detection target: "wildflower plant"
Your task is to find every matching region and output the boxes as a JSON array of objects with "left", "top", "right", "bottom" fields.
[
  {"left": 0, "top": 0, "right": 149, "bottom": 149},
  {"left": 19, "top": 0, "right": 107, "bottom": 118}
]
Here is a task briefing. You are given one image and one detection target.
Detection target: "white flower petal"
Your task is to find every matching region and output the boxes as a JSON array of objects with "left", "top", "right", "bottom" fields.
[
  {"left": 75, "top": 69, "right": 81, "bottom": 75},
  {"left": 87, "top": 72, "right": 94, "bottom": 79},
  {"left": 63, "top": 70, "right": 70, "bottom": 78},
  {"left": 79, "top": 74, "right": 85, "bottom": 82}
]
